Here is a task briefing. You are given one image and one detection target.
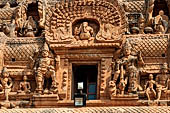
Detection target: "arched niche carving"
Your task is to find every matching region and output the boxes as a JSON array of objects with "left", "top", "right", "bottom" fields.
[{"left": 45, "top": 0, "right": 127, "bottom": 44}]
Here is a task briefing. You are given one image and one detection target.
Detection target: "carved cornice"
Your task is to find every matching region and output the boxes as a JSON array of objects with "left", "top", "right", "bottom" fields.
[{"left": 50, "top": 43, "right": 121, "bottom": 49}]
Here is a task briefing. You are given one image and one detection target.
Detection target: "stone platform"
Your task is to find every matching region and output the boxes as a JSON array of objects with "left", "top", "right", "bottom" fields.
[{"left": 0, "top": 107, "right": 169, "bottom": 113}]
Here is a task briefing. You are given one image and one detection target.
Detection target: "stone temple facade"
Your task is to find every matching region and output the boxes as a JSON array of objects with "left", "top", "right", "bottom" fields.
[{"left": 0, "top": 0, "right": 169, "bottom": 110}]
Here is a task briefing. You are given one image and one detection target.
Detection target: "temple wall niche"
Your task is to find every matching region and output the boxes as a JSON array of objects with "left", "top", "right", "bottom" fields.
[{"left": 72, "top": 18, "right": 100, "bottom": 37}]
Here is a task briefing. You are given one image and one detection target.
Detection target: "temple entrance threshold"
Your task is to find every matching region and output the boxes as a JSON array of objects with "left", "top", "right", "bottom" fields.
[{"left": 72, "top": 64, "right": 98, "bottom": 100}]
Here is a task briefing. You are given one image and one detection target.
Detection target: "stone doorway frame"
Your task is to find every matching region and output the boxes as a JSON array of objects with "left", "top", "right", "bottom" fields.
[{"left": 68, "top": 61, "right": 101, "bottom": 100}]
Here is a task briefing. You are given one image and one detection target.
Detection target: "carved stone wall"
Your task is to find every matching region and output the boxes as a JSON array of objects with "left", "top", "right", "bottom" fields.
[
  {"left": 0, "top": 0, "right": 169, "bottom": 109},
  {"left": 45, "top": 0, "right": 127, "bottom": 43}
]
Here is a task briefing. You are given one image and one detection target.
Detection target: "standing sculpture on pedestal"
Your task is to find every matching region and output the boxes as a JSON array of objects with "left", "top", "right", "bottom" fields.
[
  {"left": 156, "top": 63, "right": 169, "bottom": 101},
  {"left": 34, "top": 43, "right": 59, "bottom": 99},
  {"left": 110, "top": 41, "right": 144, "bottom": 97},
  {"left": 145, "top": 74, "right": 157, "bottom": 101},
  {"left": 0, "top": 67, "right": 13, "bottom": 102}
]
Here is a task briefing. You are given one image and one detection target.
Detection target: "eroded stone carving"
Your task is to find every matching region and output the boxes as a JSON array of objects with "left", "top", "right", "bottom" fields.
[
  {"left": 53, "top": 27, "right": 73, "bottom": 41},
  {"left": 38, "top": 0, "right": 47, "bottom": 29},
  {"left": 0, "top": 0, "right": 169, "bottom": 108},
  {"left": 109, "top": 80, "right": 117, "bottom": 98},
  {"left": 34, "top": 43, "right": 59, "bottom": 98},
  {"left": 18, "top": 75, "right": 31, "bottom": 94},
  {"left": 145, "top": 74, "right": 157, "bottom": 101},
  {"left": 153, "top": 10, "right": 168, "bottom": 34},
  {"left": 19, "top": 16, "right": 37, "bottom": 37},
  {"left": 2, "top": 19, "right": 16, "bottom": 37},
  {"left": 96, "top": 24, "right": 119, "bottom": 41},
  {"left": 110, "top": 41, "right": 144, "bottom": 97},
  {"left": 138, "top": 14, "right": 145, "bottom": 34},
  {"left": 128, "top": 65, "right": 143, "bottom": 94},
  {"left": 0, "top": 67, "right": 13, "bottom": 102},
  {"left": 74, "top": 22, "right": 94, "bottom": 43},
  {"left": 62, "top": 71, "right": 67, "bottom": 91},
  {"left": 156, "top": 63, "right": 169, "bottom": 101}
]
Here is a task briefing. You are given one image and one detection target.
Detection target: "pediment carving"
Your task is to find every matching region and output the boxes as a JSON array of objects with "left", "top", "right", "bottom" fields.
[{"left": 45, "top": 0, "right": 127, "bottom": 47}]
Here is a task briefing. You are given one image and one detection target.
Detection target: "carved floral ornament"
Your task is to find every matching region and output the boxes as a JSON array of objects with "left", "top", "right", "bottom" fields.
[{"left": 45, "top": 0, "right": 127, "bottom": 45}]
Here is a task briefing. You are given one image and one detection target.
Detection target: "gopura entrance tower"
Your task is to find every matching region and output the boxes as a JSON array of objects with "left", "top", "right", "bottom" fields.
[{"left": 0, "top": 0, "right": 169, "bottom": 108}]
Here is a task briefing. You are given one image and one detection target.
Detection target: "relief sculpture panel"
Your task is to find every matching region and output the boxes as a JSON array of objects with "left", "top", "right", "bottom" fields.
[{"left": 0, "top": 0, "right": 169, "bottom": 110}]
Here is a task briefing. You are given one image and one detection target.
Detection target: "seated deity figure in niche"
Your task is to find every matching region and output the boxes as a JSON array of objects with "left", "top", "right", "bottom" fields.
[
  {"left": 34, "top": 43, "right": 59, "bottom": 98},
  {"left": 19, "top": 16, "right": 37, "bottom": 37},
  {"left": 112, "top": 41, "right": 144, "bottom": 95},
  {"left": 144, "top": 74, "right": 157, "bottom": 101},
  {"left": 0, "top": 67, "right": 13, "bottom": 102},
  {"left": 74, "top": 22, "right": 94, "bottom": 42},
  {"left": 18, "top": 75, "right": 31, "bottom": 94},
  {"left": 153, "top": 10, "right": 168, "bottom": 34},
  {"left": 156, "top": 63, "right": 169, "bottom": 101}
]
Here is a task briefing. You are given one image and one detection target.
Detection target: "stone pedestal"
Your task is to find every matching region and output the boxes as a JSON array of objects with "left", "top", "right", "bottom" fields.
[
  {"left": 32, "top": 94, "right": 59, "bottom": 108},
  {"left": 110, "top": 94, "right": 139, "bottom": 106}
]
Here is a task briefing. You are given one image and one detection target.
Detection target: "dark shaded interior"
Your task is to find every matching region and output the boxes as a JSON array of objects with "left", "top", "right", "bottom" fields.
[{"left": 72, "top": 64, "right": 98, "bottom": 100}]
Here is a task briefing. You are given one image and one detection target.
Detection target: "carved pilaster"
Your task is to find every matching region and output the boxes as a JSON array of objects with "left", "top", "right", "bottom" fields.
[
  {"left": 100, "top": 58, "right": 112, "bottom": 99},
  {"left": 59, "top": 58, "right": 69, "bottom": 100},
  {"left": 67, "top": 61, "right": 72, "bottom": 100}
]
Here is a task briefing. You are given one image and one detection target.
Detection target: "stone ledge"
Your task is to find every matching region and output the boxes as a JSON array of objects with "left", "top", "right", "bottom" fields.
[{"left": 0, "top": 106, "right": 169, "bottom": 113}]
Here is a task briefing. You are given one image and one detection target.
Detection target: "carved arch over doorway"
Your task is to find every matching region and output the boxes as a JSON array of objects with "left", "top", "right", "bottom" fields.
[{"left": 45, "top": 0, "right": 127, "bottom": 43}]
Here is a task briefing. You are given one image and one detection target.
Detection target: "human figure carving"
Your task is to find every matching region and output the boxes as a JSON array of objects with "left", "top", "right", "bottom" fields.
[
  {"left": 18, "top": 75, "right": 31, "bottom": 94},
  {"left": 2, "top": 19, "right": 16, "bottom": 37},
  {"left": 22, "top": 16, "right": 37, "bottom": 37},
  {"left": 156, "top": 63, "right": 169, "bottom": 101},
  {"left": 74, "top": 22, "right": 94, "bottom": 41},
  {"left": 34, "top": 43, "right": 59, "bottom": 98},
  {"left": 138, "top": 15, "right": 145, "bottom": 34},
  {"left": 0, "top": 67, "right": 13, "bottom": 102},
  {"left": 145, "top": 74, "right": 156, "bottom": 100},
  {"left": 153, "top": 10, "right": 168, "bottom": 34},
  {"left": 112, "top": 41, "right": 144, "bottom": 95}
]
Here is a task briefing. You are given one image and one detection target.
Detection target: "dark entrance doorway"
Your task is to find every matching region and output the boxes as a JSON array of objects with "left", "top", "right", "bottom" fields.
[{"left": 72, "top": 64, "right": 98, "bottom": 100}]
